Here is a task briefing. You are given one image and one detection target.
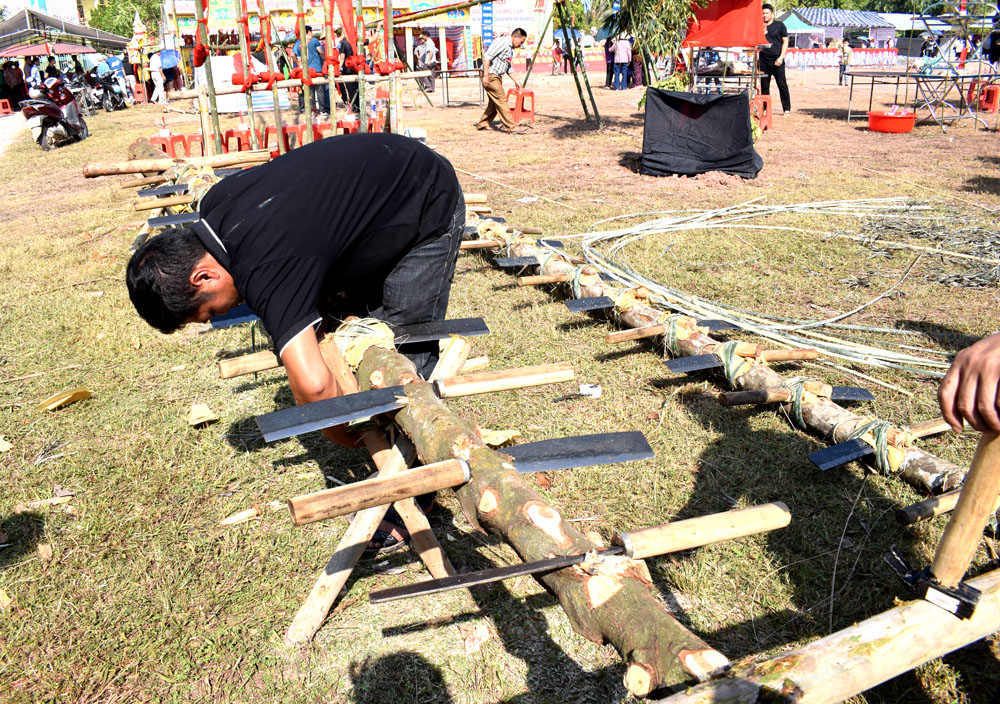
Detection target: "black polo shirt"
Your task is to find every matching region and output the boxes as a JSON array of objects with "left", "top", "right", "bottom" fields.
[
  {"left": 193, "top": 133, "right": 460, "bottom": 356},
  {"left": 762, "top": 20, "right": 788, "bottom": 61}
]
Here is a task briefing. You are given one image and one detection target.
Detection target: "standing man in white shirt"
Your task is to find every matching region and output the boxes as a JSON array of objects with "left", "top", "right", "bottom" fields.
[
  {"left": 148, "top": 49, "right": 167, "bottom": 104},
  {"left": 476, "top": 28, "right": 527, "bottom": 133},
  {"left": 416, "top": 32, "right": 438, "bottom": 93}
]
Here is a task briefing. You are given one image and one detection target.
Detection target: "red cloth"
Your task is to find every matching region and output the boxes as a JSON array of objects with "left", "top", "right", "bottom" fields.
[
  {"left": 193, "top": 43, "right": 209, "bottom": 67},
  {"left": 682, "top": 0, "right": 767, "bottom": 48}
]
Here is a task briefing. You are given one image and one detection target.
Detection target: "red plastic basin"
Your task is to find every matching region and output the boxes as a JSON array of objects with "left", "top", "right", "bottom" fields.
[{"left": 867, "top": 111, "right": 917, "bottom": 133}]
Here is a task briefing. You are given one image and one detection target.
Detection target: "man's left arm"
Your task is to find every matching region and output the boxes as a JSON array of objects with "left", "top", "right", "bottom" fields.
[
  {"left": 776, "top": 27, "right": 789, "bottom": 66},
  {"left": 281, "top": 329, "right": 362, "bottom": 447}
]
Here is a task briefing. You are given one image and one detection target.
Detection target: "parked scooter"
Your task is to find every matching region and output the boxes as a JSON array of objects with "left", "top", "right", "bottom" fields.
[
  {"left": 66, "top": 72, "right": 96, "bottom": 116},
  {"left": 20, "top": 76, "right": 89, "bottom": 151},
  {"left": 94, "top": 71, "right": 127, "bottom": 112}
]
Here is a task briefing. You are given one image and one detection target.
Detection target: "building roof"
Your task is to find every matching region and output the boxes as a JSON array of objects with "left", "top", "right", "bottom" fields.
[
  {"left": 792, "top": 7, "right": 894, "bottom": 29},
  {"left": 0, "top": 9, "right": 128, "bottom": 51},
  {"left": 878, "top": 12, "right": 951, "bottom": 32}
]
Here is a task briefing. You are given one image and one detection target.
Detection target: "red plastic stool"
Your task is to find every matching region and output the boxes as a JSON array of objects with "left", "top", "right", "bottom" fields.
[
  {"left": 336, "top": 118, "right": 360, "bottom": 134},
  {"left": 262, "top": 126, "right": 284, "bottom": 157},
  {"left": 505, "top": 88, "right": 535, "bottom": 125},
  {"left": 133, "top": 83, "right": 147, "bottom": 104},
  {"left": 0, "top": 99, "right": 12, "bottom": 116},
  {"left": 225, "top": 128, "right": 254, "bottom": 152},
  {"left": 752, "top": 95, "right": 772, "bottom": 131},
  {"left": 149, "top": 135, "right": 174, "bottom": 156},
  {"left": 282, "top": 124, "right": 308, "bottom": 150},
  {"left": 980, "top": 84, "right": 1000, "bottom": 113},
  {"left": 312, "top": 121, "right": 333, "bottom": 140}
]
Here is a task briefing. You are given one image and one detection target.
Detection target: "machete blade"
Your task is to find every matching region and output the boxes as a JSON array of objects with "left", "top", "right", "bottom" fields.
[
  {"left": 829, "top": 386, "right": 876, "bottom": 402},
  {"left": 494, "top": 256, "right": 539, "bottom": 268},
  {"left": 699, "top": 319, "right": 741, "bottom": 332},
  {"left": 537, "top": 239, "right": 563, "bottom": 248},
  {"left": 506, "top": 431, "right": 654, "bottom": 473},
  {"left": 148, "top": 211, "right": 200, "bottom": 228},
  {"left": 565, "top": 296, "right": 614, "bottom": 313},
  {"left": 665, "top": 353, "right": 724, "bottom": 374},
  {"left": 807, "top": 438, "right": 873, "bottom": 471},
  {"left": 369, "top": 546, "right": 625, "bottom": 603},
  {"left": 137, "top": 184, "right": 190, "bottom": 197},
  {"left": 256, "top": 385, "right": 407, "bottom": 442},
  {"left": 389, "top": 317, "right": 490, "bottom": 345}
]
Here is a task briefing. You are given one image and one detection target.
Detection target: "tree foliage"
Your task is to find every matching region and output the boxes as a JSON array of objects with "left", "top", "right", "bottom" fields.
[
  {"left": 601, "top": 0, "right": 709, "bottom": 58},
  {"left": 88, "top": 0, "right": 161, "bottom": 41}
]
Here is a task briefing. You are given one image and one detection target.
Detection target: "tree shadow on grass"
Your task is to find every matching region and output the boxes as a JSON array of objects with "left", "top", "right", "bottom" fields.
[
  {"left": 349, "top": 651, "right": 453, "bottom": 704},
  {"left": 962, "top": 175, "right": 1000, "bottom": 196},
  {"left": 0, "top": 512, "right": 45, "bottom": 570},
  {"left": 797, "top": 107, "right": 853, "bottom": 122},
  {"left": 896, "top": 319, "right": 982, "bottom": 352},
  {"left": 977, "top": 155, "right": 1000, "bottom": 167},
  {"left": 619, "top": 151, "right": 642, "bottom": 173}
]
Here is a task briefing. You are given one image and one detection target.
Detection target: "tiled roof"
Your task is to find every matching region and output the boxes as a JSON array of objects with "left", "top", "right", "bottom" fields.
[{"left": 793, "top": 7, "right": 895, "bottom": 28}]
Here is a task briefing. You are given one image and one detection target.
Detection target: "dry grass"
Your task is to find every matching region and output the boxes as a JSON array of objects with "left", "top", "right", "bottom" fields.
[{"left": 1, "top": 67, "right": 999, "bottom": 703}]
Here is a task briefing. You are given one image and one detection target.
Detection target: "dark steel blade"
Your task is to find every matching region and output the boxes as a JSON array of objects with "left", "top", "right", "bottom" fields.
[
  {"left": 210, "top": 303, "right": 258, "bottom": 329},
  {"left": 698, "top": 319, "right": 740, "bottom": 332},
  {"left": 506, "top": 431, "right": 654, "bottom": 473},
  {"left": 483, "top": 215, "right": 507, "bottom": 224},
  {"left": 137, "top": 184, "right": 190, "bottom": 197},
  {"left": 213, "top": 168, "right": 242, "bottom": 177},
  {"left": 565, "top": 296, "right": 613, "bottom": 313},
  {"left": 537, "top": 239, "right": 563, "bottom": 248},
  {"left": 665, "top": 353, "right": 723, "bottom": 374},
  {"left": 808, "top": 438, "right": 873, "bottom": 471},
  {"left": 149, "top": 211, "right": 200, "bottom": 228},
  {"left": 256, "top": 386, "right": 406, "bottom": 442},
  {"left": 389, "top": 317, "right": 490, "bottom": 345},
  {"left": 369, "top": 546, "right": 624, "bottom": 603},
  {"left": 494, "top": 256, "right": 539, "bottom": 268},
  {"left": 599, "top": 272, "right": 617, "bottom": 283},
  {"left": 829, "top": 386, "right": 876, "bottom": 402}
]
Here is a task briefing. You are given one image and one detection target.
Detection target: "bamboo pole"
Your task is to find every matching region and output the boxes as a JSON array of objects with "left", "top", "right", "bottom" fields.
[
  {"left": 84, "top": 150, "right": 270, "bottom": 177},
  {"left": 500, "top": 238, "right": 966, "bottom": 494},
  {"left": 284, "top": 338, "right": 467, "bottom": 645},
  {"left": 367, "top": 0, "right": 492, "bottom": 28},
  {"left": 170, "top": 0, "right": 189, "bottom": 88},
  {"left": 134, "top": 194, "right": 192, "bottom": 211},
  {"left": 193, "top": 0, "right": 224, "bottom": 154},
  {"left": 296, "top": 0, "right": 314, "bottom": 143},
  {"left": 166, "top": 70, "right": 432, "bottom": 100},
  {"left": 354, "top": 0, "right": 367, "bottom": 132},
  {"left": 196, "top": 83, "right": 217, "bottom": 155},
  {"left": 655, "top": 567, "right": 1000, "bottom": 704},
  {"left": 355, "top": 347, "right": 729, "bottom": 694},
  {"left": 120, "top": 175, "right": 168, "bottom": 188},
  {"left": 258, "top": 0, "right": 287, "bottom": 156},
  {"left": 522, "top": 8, "right": 554, "bottom": 88},
  {"left": 896, "top": 486, "right": 1000, "bottom": 525},
  {"left": 236, "top": 0, "right": 260, "bottom": 148},
  {"left": 322, "top": 0, "right": 337, "bottom": 129},
  {"left": 556, "top": 3, "right": 589, "bottom": 121},
  {"left": 558, "top": 1, "right": 600, "bottom": 128}
]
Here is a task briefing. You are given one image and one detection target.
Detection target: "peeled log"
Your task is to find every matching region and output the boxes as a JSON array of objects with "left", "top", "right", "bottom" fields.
[
  {"left": 503, "top": 238, "right": 964, "bottom": 494},
  {"left": 356, "top": 346, "right": 728, "bottom": 694}
]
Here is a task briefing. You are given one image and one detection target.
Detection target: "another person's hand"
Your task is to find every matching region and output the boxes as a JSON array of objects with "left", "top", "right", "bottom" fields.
[
  {"left": 512, "top": 78, "right": 521, "bottom": 90},
  {"left": 938, "top": 332, "right": 1000, "bottom": 433}
]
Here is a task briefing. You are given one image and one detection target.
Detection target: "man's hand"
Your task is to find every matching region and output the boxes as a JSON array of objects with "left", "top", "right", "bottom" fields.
[
  {"left": 775, "top": 57, "right": 783, "bottom": 66},
  {"left": 511, "top": 77, "right": 521, "bottom": 90},
  {"left": 281, "top": 329, "right": 363, "bottom": 448},
  {"left": 939, "top": 332, "right": 1000, "bottom": 433},
  {"left": 482, "top": 74, "right": 490, "bottom": 88}
]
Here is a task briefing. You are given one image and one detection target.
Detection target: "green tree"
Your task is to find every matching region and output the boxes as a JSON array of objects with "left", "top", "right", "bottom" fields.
[
  {"left": 601, "top": 0, "right": 709, "bottom": 58},
  {"left": 88, "top": 0, "right": 160, "bottom": 41}
]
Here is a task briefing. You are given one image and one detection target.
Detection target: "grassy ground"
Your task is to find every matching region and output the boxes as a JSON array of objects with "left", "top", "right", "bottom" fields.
[{"left": 1, "top": 68, "right": 999, "bottom": 703}]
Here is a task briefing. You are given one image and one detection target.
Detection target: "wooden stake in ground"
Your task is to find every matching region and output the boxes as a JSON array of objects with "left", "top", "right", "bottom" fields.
[
  {"left": 192, "top": 0, "right": 224, "bottom": 154},
  {"left": 296, "top": 0, "right": 314, "bottom": 145},
  {"left": 355, "top": 346, "right": 729, "bottom": 694},
  {"left": 83, "top": 151, "right": 269, "bottom": 177}
]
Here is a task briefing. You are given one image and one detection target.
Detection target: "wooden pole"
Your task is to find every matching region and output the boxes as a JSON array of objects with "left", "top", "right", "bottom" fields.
[
  {"left": 384, "top": 0, "right": 397, "bottom": 133},
  {"left": 296, "top": 0, "right": 314, "bottom": 143},
  {"left": 522, "top": 8, "right": 554, "bottom": 88},
  {"left": 196, "top": 84, "right": 217, "bottom": 155},
  {"left": 322, "top": 0, "right": 337, "bottom": 128},
  {"left": 656, "top": 568, "right": 1000, "bottom": 704},
  {"left": 193, "top": 0, "right": 224, "bottom": 154},
  {"left": 283, "top": 338, "right": 467, "bottom": 645},
  {"left": 120, "top": 175, "right": 168, "bottom": 188},
  {"left": 558, "top": 1, "right": 600, "bottom": 128},
  {"left": 433, "top": 361, "right": 573, "bottom": 397},
  {"left": 84, "top": 151, "right": 270, "bottom": 177},
  {"left": 219, "top": 346, "right": 487, "bottom": 379},
  {"left": 354, "top": 1, "right": 367, "bottom": 132},
  {"left": 930, "top": 432, "right": 1000, "bottom": 587},
  {"left": 258, "top": 0, "right": 287, "bottom": 156},
  {"left": 368, "top": 0, "right": 492, "bottom": 29},
  {"left": 235, "top": 0, "right": 260, "bottom": 148},
  {"left": 134, "top": 194, "right": 192, "bottom": 211},
  {"left": 170, "top": 0, "right": 189, "bottom": 89},
  {"left": 556, "top": 3, "right": 589, "bottom": 121},
  {"left": 356, "top": 347, "right": 730, "bottom": 693},
  {"left": 896, "top": 485, "right": 1000, "bottom": 525}
]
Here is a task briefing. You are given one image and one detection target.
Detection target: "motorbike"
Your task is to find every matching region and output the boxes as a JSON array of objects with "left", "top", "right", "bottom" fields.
[
  {"left": 94, "top": 71, "right": 127, "bottom": 112},
  {"left": 65, "top": 72, "right": 96, "bottom": 116},
  {"left": 20, "top": 77, "right": 89, "bottom": 151}
]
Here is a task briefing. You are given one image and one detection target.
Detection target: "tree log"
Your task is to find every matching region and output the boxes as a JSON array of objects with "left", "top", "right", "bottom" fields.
[
  {"left": 355, "top": 346, "right": 729, "bottom": 695},
  {"left": 502, "top": 238, "right": 965, "bottom": 494},
  {"left": 654, "top": 567, "right": 1000, "bottom": 704},
  {"left": 83, "top": 150, "right": 270, "bottom": 178}
]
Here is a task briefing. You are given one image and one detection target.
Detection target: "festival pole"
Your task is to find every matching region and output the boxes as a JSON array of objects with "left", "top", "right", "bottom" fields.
[
  {"left": 235, "top": 0, "right": 260, "bottom": 147},
  {"left": 555, "top": 1, "right": 589, "bottom": 120},
  {"left": 322, "top": 0, "right": 337, "bottom": 127},
  {"left": 257, "top": 0, "right": 287, "bottom": 155},
  {"left": 296, "top": 0, "right": 315, "bottom": 142},
  {"left": 385, "top": 0, "right": 397, "bottom": 132},
  {"left": 170, "top": 0, "right": 189, "bottom": 88},
  {"left": 522, "top": 7, "right": 554, "bottom": 88},
  {"left": 561, "top": 2, "right": 600, "bottom": 128},
  {"left": 193, "top": 0, "right": 225, "bottom": 153},
  {"left": 354, "top": 0, "right": 368, "bottom": 132}
]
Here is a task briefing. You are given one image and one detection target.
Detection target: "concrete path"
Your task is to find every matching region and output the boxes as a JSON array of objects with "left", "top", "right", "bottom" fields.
[{"left": 0, "top": 112, "right": 28, "bottom": 158}]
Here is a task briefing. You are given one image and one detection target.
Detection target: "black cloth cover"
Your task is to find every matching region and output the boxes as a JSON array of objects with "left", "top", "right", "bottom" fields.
[{"left": 640, "top": 88, "right": 763, "bottom": 178}]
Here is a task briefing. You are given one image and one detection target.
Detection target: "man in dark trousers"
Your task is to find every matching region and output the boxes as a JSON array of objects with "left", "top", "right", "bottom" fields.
[
  {"left": 760, "top": 3, "right": 791, "bottom": 115},
  {"left": 126, "top": 133, "right": 464, "bottom": 554}
]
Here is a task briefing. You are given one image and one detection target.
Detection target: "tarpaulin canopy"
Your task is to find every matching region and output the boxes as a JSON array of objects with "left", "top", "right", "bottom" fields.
[
  {"left": 0, "top": 42, "right": 97, "bottom": 57},
  {"left": 640, "top": 88, "right": 763, "bottom": 178},
  {"left": 682, "top": 0, "right": 768, "bottom": 48}
]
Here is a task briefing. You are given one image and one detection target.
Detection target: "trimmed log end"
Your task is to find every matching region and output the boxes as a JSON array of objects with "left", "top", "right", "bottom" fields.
[
  {"left": 624, "top": 663, "right": 654, "bottom": 697},
  {"left": 626, "top": 560, "right": 653, "bottom": 585},
  {"left": 680, "top": 648, "right": 731, "bottom": 681},
  {"left": 585, "top": 574, "right": 624, "bottom": 610},
  {"left": 478, "top": 487, "right": 499, "bottom": 515},
  {"left": 522, "top": 501, "right": 572, "bottom": 548},
  {"left": 451, "top": 436, "right": 479, "bottom": 460},
  {"left": 369, "top": 369, "right": 385, "bottom": 388}
]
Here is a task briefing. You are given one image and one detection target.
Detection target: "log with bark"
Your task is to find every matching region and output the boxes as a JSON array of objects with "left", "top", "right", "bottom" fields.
[
  {"left": 354, "top": 346, "right": 729, "bottom": 696},
  {"left": 497, "top": 236, "right": 964, "bottom": 494}
]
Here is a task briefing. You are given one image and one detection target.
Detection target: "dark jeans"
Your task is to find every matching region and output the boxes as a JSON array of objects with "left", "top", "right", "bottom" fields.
[
  {"left": 838, "top": 63, "right": 848, "bottom": 85},
  {"left": 340, "top": 79, "right": 359, "bottom": 112},
  {"left": 605, "top": 62, "right": 613, "bottom": 87},
  {"left": 759, "top": 58, "right": 791, "bottom": 112},
  {"left": 298, "top": 82, "right": 330, "bottom": 114},
  {"left": 367, "top": 189, "right": 465, "bottom": 379}
]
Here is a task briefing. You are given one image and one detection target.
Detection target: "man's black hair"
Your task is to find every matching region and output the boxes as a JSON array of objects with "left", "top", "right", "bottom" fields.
[
  {"left": 126, "top": 227, "right": 210, "bottom": 335},
  {"left": 762, "top": 3, "right": 774, "bottom": 11},
  {"left": 512, "top": 27, "right": 527, "bottom": 38},
  {"left": 305, "top": 24, "right": 313, "bottom": 33}
]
